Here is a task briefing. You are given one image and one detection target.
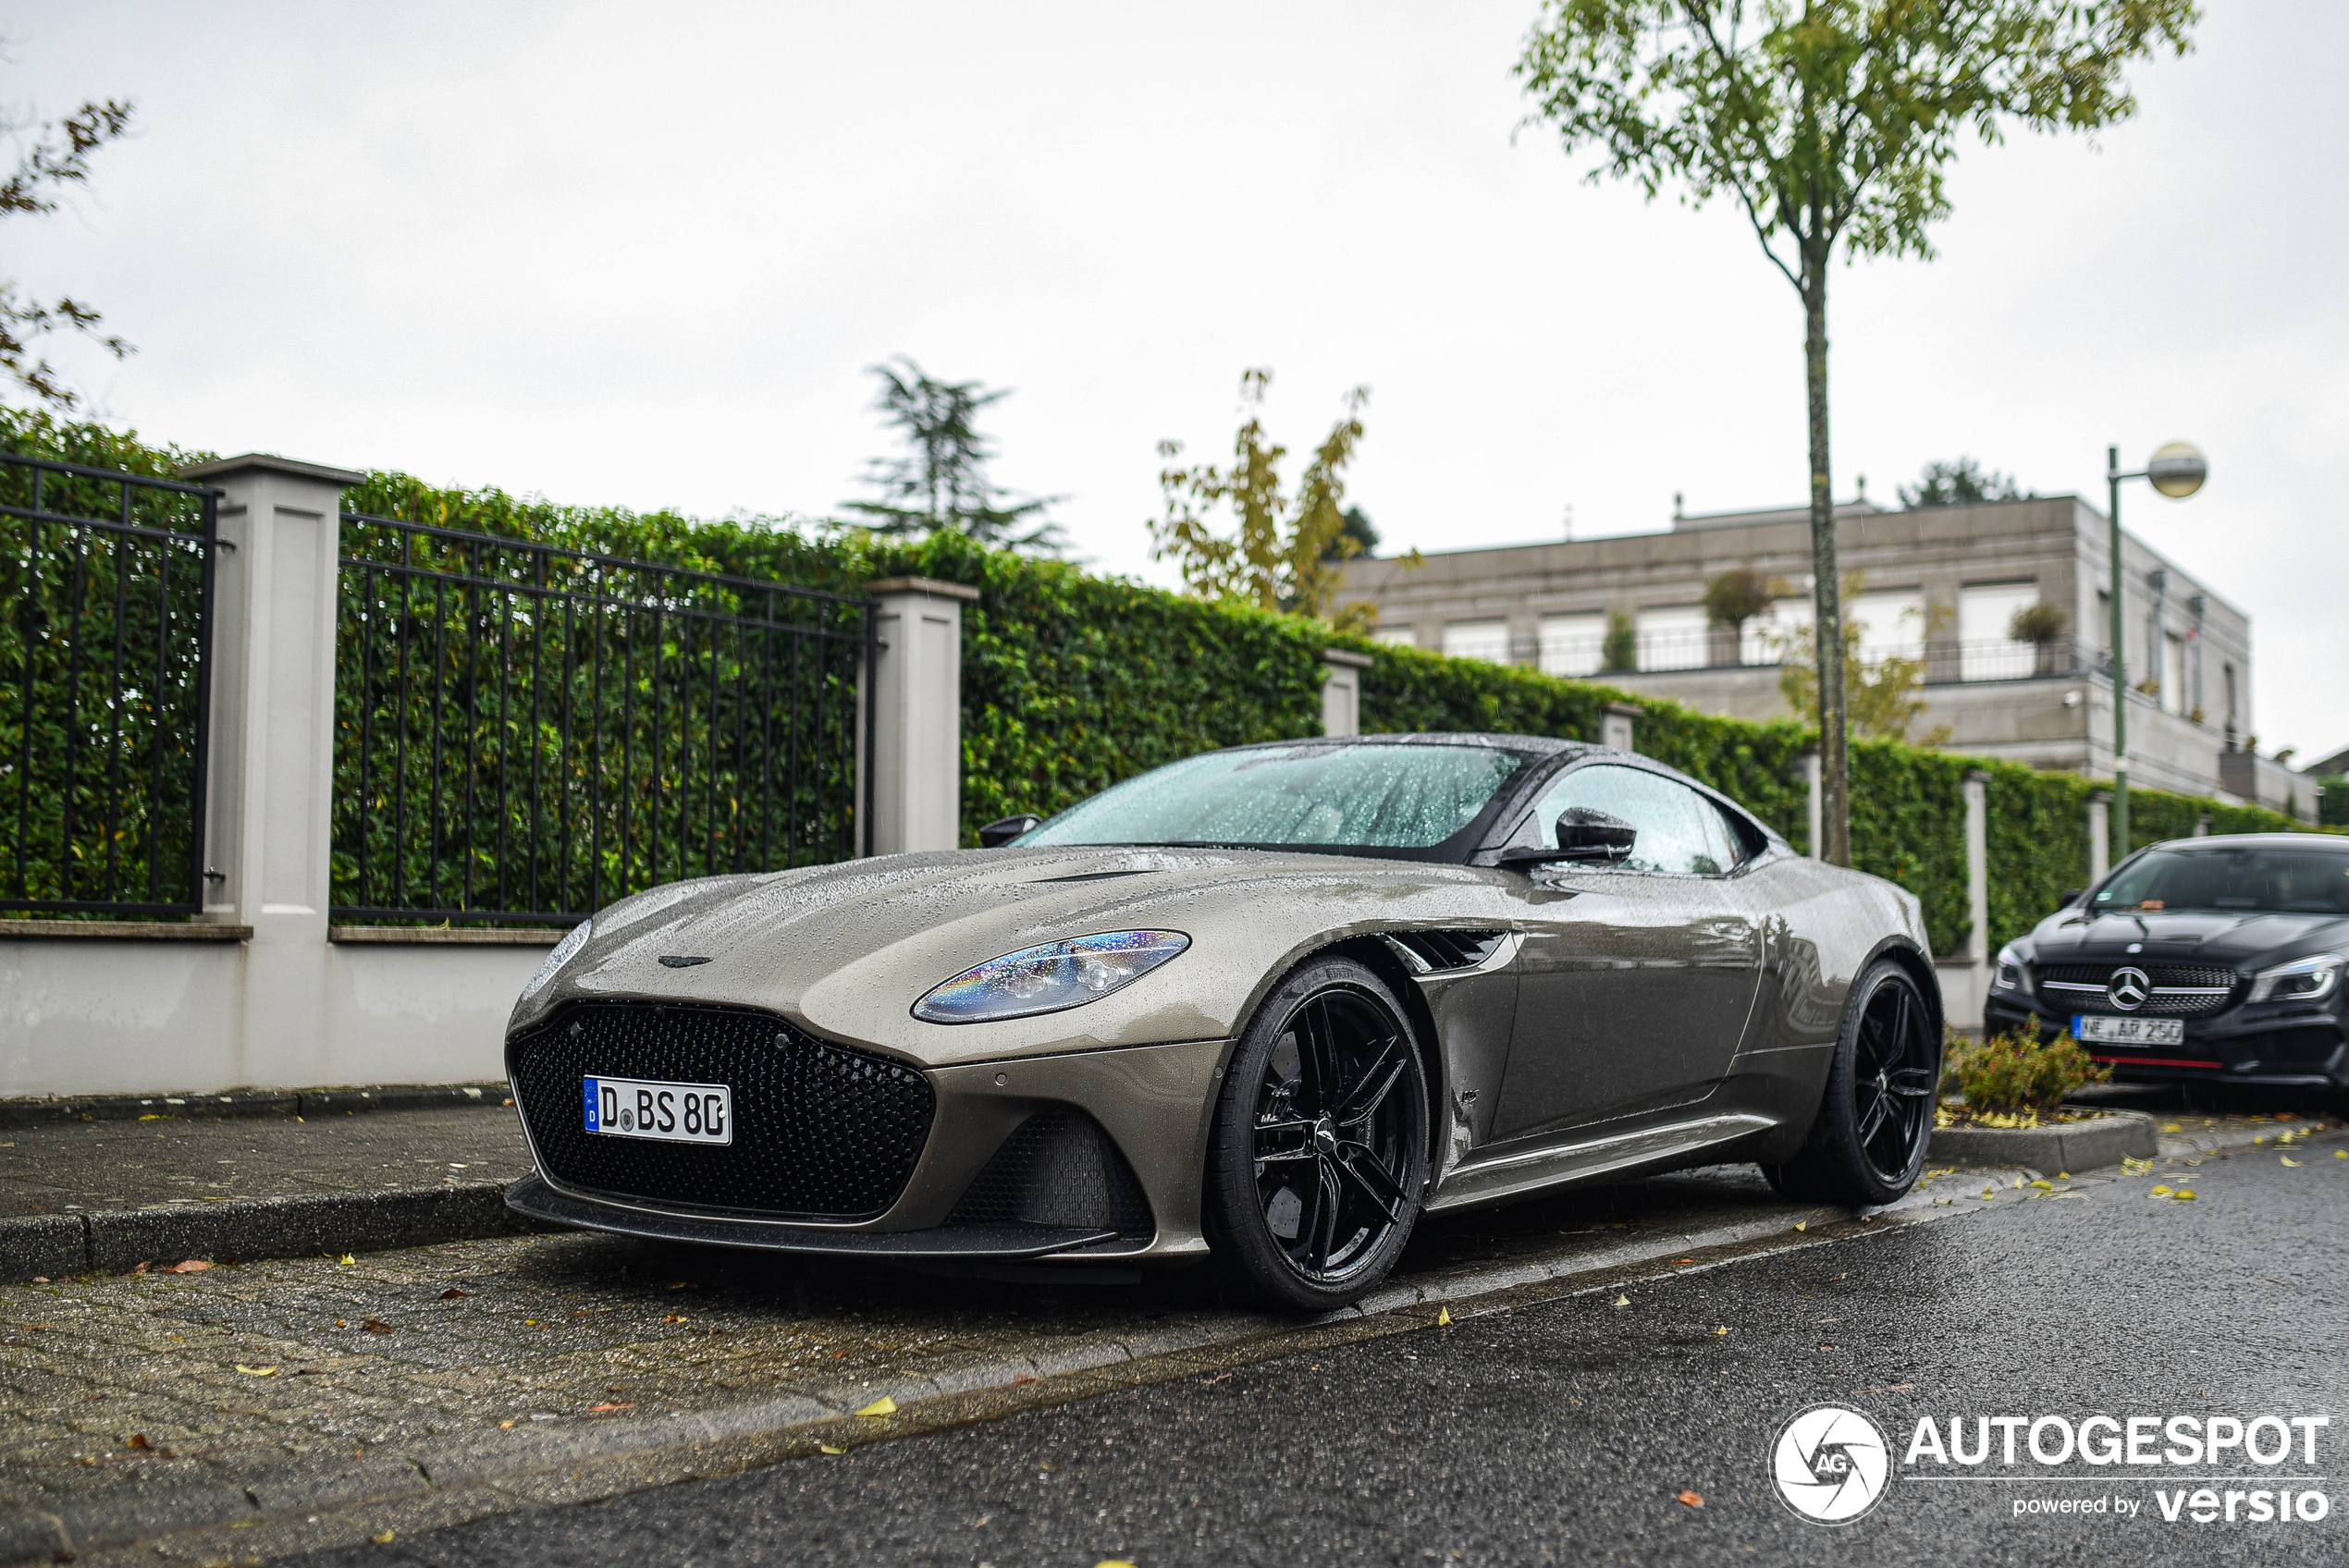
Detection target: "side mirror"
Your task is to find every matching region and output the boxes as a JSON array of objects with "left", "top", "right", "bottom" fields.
[
  {"left": 2059, "top": 888, "right": 2084, "bottom": 908},
  {"left": 1499, "top": 807, "right": 1638, "bottom": 867},
  {"left": 978, "top": 813, "right": 1042, "bottom": 849}
]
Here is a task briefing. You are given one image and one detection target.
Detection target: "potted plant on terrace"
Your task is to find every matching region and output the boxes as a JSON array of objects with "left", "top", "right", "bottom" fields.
[{"left": 2008, "top": 601, "right": 2070, "bottom": 676}]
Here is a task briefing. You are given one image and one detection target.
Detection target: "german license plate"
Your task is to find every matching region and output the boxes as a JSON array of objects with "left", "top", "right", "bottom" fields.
[
  {"left": 2072, "top": 1015, "right": 2184, "bottom": 1047},
  {"left": 584, "top": 1076, "right": 732, "bottom": 1145}
]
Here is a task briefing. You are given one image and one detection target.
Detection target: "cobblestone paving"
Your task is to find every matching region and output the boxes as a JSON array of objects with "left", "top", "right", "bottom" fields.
[{"left": 0, "top": 1110, "right": 532, "bottom": 1220}]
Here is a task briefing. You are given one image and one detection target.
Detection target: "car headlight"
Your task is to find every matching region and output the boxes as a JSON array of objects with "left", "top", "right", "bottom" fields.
[
  {"left": 521, "top": 919, "right": 593, "bottom": 1001},
  {"left": 1994, "top": 943, "right": 2026, "bottom": 992},
  {"left": 2245, "top": 953, "right": 2342, "bottom": 1005},
  {"left": 914, "top": 930, "right": 1190, "bottom": 1024}
]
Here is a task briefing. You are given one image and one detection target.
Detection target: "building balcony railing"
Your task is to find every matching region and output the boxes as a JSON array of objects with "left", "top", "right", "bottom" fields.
[{"left": 1522, "top": 631, "right": 2113, "bottom": 685}]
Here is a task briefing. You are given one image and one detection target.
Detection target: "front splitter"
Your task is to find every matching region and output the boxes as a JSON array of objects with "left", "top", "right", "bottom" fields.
[{"left": 504, "top": 1171, "right": 1119, "bottom": 1257}]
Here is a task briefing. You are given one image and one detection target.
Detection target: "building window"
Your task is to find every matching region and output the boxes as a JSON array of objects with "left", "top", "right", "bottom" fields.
[
  {"left": 1372, "top": 625, "right": 1417, "bottom": 647},
  {"left": 2163, "top": 632, "right": 2186, "bottom": 714},
  {"left": 1847, "top": 590, "right": 1925, "bottom": 661},
  {"left": 1538, "top": 613, "right": 1605, "bottom": 678},
  {"left": 1958, "top": 582, "right": 2038, "bottom": 681},
  {"left": 1633, "top": 605, "right": 1709, "bottom": 671},
  {"left": 1441, "top": 619, "right": 1510, "bottom": 665}
]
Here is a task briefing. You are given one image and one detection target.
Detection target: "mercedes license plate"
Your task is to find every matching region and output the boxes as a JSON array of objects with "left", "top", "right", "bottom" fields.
[
  {"left": 2072, "top": 1015, "right": 2184, "bottom": 1047},
  {"left": 584, "top": 1076, "right": 732, "bottom": 1145}
]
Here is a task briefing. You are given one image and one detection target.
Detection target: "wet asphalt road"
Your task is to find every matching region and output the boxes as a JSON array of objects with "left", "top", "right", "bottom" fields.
[{"left": 299, "top": 1137, "right": 2346, "bottom": 1568}]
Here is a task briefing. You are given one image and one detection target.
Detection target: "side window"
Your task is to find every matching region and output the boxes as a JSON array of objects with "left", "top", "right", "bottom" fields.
[{"left": 1524, "top": 764, "right": 1739, "bottom": 876}]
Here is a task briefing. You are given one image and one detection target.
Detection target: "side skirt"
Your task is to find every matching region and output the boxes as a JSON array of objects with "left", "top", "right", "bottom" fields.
[{"left": 1424, "top": 1111, "right": 1777, "bottom": 1212}]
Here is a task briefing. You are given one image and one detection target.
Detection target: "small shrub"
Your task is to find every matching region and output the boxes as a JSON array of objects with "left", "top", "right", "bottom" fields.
[{"left": 1939, "top": 1018, "right": 2109, "bottom": 1123}]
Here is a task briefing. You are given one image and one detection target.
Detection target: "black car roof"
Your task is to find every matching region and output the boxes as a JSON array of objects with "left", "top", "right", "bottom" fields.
[{"left": 1228, "top": 731, "right": 1599, "bottom": 759}]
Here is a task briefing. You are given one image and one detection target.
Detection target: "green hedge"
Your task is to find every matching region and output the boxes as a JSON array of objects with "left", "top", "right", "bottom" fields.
[{"left": 7, "top": 414, "right": 2331, "bottom": 949}]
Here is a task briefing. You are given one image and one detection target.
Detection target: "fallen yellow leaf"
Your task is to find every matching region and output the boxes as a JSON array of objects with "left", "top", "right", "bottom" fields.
[
  {"left": 1094, "top": 1560, "right": 1140, "bottom": 1568},
  {"left": 236, "top": 1365, "right": 278, "bottom": 1377},
  {"left": 2282, "top": 1156, "right": 2301, "bottom": 1167},
  {"left": 1791, "top": 1221, "right": 1808, "bottom": 1232},
  {"left": 1980, "top": 1188, "right": 1995, "bottom": 1200},
  {"left": 2058, "top": 1171, "right": 2070, "bottom": 1180},
  {"left": 338, "top": 1254, "right": 355, "bottom": 1267},
  {"left": 856, "top": 1395, "right": 897, "bottom": 1417},
  {"left": 2336, "top": 1150, "right": 2346, "bottom": 1158},
  {"left": 2029, "top": 1180, "right": 2053, "bottom": 1191},
  {"left": 1612, "top": 1293, "right": 1630, "bottom": 1308},
  {"left": 2173, "top": 1189, "right": 2196, "bottom": 1201},
  {"left": 819, "top": 1443, "right": 846, "bottom": 1454},
  {"left": 372, "top": 1530, "right": 396, "bottom": 1545},
  {"left": 2150, "top": 1185, "right": 2172, "bottom": 1197},
  {"left": 1435, "top": 1305, "right": 1452, "bottom": 1327},
  {"left": 2162, "top": 1122, "right": 2183, "bottom": 1133},
  {"left": 1713, "top": 1326, "right": 1729, "bottom": 1336}
]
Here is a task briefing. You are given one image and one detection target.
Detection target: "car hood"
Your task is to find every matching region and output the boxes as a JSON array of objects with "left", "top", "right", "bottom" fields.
[
  {"left": 2026, "top": 907, "right": 2349, "bottom": 969},
  {"left": 513, "top": 845, "right": 1514, "bottom": 1068}
]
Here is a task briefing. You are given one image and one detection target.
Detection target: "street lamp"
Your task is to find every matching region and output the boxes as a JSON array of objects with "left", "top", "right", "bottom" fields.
[{"left": 2106, "top": 439, "right": 2208, "bottom": 863}]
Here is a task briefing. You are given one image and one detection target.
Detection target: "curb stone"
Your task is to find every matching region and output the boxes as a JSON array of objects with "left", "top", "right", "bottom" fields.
[
  {"left": 0, "top": 1181, "right": 549, "bottom": 1283},
  {"left": 0, "top": 1083, "right": 510, "bottom": 1130},
  {"left": 1929, "top": 1109, "right": 2159, "bottom": 1173}
]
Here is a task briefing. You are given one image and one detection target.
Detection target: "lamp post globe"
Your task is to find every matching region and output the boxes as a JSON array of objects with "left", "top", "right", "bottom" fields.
[{"left": 2147, "top": 441, "right": 2209, "bottom": 499}]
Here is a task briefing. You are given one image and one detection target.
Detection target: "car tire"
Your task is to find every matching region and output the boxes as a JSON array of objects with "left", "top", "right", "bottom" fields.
[
  {"left": 1762, "top": 958, "right": 1941, "bottom": 1207},
  {"left": 1203, "top": 955, "right": 1431, "bottom": 1313}
]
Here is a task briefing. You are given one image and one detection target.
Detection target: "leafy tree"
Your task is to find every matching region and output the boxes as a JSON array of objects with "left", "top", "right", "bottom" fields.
[
  {"left": 842, "top": 357, "right": 1065, "bottom": 553},
  {"left": 1518, "top": 0, "right": 2198, "bottom": 864},
  {"left": 1152, "top": 369, "right": 1374, "bottom": 631},
  {"left": 1773, "top": 575, "right": 1950, "bottom": 743},
  {"left": 1323, "top": 504, "right": 1381, "bottom": 562},
  {"left": 1900, "top": 455, "right": 2023, "bottom": 507},
  {"left": 1, "top": 95, "right": 136, "bottom": 410}
]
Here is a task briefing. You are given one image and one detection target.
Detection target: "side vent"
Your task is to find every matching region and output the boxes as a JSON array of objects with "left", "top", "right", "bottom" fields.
[
  {"left": 944, "top": 1108, "right": 1154, "bottom": 1240},
  {"left": 1385, "top": 929, "right": 1507, "bottom": 974}
]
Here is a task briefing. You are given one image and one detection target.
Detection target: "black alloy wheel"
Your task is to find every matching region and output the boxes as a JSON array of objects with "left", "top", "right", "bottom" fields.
[
  {"left": 1205, "top": 956, "right": 1430, "bottom": 1311},
  {"left": 1764, "top": 958, "right": 1940, "bottom": 1207}
]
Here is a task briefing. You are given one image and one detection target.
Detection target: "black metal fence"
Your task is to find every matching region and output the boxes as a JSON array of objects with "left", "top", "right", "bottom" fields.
[
  {"left": 332, "top": 515, "right": 872, "bottom": 925},
  {"left": 0, "top": 453, "right": 218, "bottom": 916}
]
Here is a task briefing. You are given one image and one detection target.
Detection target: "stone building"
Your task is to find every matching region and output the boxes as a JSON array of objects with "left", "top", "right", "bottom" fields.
[{"left": 1334, "top": 495, "right": 2306, "bottom": 816}]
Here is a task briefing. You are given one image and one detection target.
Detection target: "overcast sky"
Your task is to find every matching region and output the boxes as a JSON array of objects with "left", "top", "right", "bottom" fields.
[{"left": 9, "top": 2, "right": 2344, "bottom": 757}]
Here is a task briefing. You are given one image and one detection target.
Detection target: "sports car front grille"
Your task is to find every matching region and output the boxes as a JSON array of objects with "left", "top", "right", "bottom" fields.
[
  {"left": 509, "top": 1001, "right": 934, "bottom": 1221},
  {"left": 2034, "top": 963, "right": 2238, "bottom": 1018}
]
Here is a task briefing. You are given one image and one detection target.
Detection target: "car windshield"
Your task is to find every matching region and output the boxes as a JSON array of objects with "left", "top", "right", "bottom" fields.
[
  {"left": 2092, "top": 844, "right": 2349, "bottom": 916},
  {"left": 1019, "top": 742, "right": 1526, "bottom": 851}
]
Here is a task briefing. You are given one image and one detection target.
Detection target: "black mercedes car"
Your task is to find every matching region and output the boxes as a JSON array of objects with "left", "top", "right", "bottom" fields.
[{"left": 1986, "top": 833, "right": 2349, "bottom": 1090}]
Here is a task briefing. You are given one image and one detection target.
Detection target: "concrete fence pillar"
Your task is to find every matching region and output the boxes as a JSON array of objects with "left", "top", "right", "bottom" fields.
[
  {"left": 1802, "top": 749, "right": 1823, "bottom": 859},
  {"left": 1962, "top": 770, "right": 1991, "bottom": 967},
  {"left": 180, "top": 455, "right": 364, "bottom": 1085},
  {"left": 1598, "top": 701, "right": 1642, "bottom": 754},
  {"left": 1321, "top": 649, "right": 1371, "bottom": 738},
  {"left": 2087, "top": 791, "right": 2112, "bottom": 884},
  {"left": 2192, "top": 814, "right": 2211, "bottom": 838},
  {"left": 865, "top": 577, "right": 978, "bottom": 855}
]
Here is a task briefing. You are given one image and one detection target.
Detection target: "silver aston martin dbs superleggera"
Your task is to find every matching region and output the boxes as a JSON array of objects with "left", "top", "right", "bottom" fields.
[{"left": 503, "top": 733, "right": 1941, "bottom": 1310}]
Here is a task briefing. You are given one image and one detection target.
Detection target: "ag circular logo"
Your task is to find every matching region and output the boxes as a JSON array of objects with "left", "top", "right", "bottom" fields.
[
  {"left": 2107, "top": 966, "right": 2153, "bottom": 1011},
  {"left": 1771, "top": 1403, "right": 1891, "bottom": 1524}
]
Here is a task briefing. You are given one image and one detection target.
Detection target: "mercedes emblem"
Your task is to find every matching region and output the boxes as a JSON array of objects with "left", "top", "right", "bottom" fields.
[{"left": 2107, "top": 966, "right": 2152, "bottom": 1012}]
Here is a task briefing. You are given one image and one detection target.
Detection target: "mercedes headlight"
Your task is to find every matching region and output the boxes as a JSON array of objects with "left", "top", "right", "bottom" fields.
[
  {"left": 914, "top": 930, "right": 1189, "bottom": 1024},
  {"left": 1994, "top": 943, "right": 2026, "bottom": 992},
  {"left": 2245, "top": 953, "right": 2342, "bottom": 1005},
  {"left": 521, "top": 919, "right": 593, "bottom": 1001}
]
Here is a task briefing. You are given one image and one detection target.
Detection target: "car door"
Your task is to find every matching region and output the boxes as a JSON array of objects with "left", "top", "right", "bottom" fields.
[{"left": 1489, "top": 763, "right": 1763, "bottom": 1142}]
